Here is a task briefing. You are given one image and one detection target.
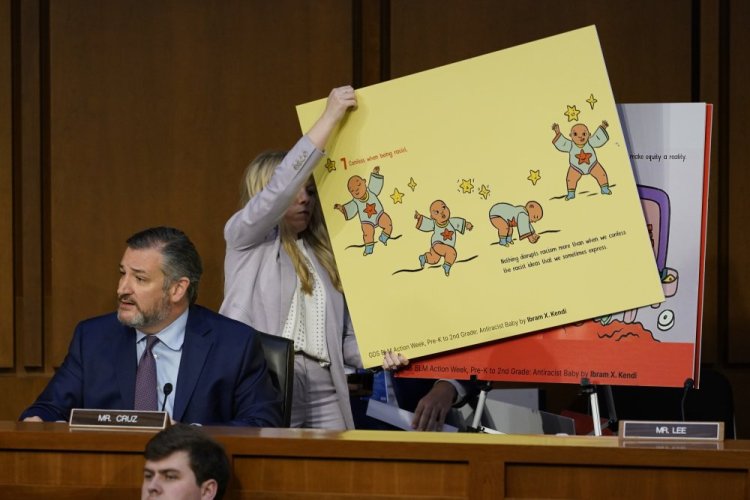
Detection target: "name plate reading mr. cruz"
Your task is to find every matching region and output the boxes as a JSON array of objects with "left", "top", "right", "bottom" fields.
[
  {"left": 619, "top": 420, "right": 724, "bottom": 441},
  {"left": 69, "top": 409, "right": 169, "bottom": 431}
]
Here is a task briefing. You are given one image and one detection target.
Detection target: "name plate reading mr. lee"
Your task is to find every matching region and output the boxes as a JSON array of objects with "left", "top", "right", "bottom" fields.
[
  {"left": 69, "top": 409, "right": 169, "bottom": 431},
  {"left": 619, "top": 420, "right": 724, "bottom": 441}
]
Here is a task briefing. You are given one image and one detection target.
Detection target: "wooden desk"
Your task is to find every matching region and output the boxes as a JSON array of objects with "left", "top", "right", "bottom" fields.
[{"left": 1, "top": 421, "right": 750, "bottom": 499}]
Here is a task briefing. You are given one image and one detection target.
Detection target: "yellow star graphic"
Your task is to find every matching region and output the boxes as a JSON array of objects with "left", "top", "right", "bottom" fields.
[
  {"left": 407, "top": 177, "right": 417, "bottom": 191},
  {"left": 564, "top": 105, "right": 580, "bottom": 122},
  {"left": 459, "top": 179, "right": 474, "bottom": 194},
  {"left": 586, "top": 93, "right": 597, "bottom": 110},
  {"left": 324, "top": 158, "right": 336, "bottom": 172},
  {"left": 527, "top": 170, "right": 541, "bottom": 186},
  {"left": 478, "top": 184, "right": 491, "bottom": 200},
  {"left": 390, "top": 188, "right": 404, "bottom": 204}
]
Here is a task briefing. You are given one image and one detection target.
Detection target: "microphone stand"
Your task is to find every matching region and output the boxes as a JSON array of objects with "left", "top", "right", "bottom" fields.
[
  {"left": 465, "top": 377, "right": 504, "bottom": 434},
  {"left": 681, "top": 378, "right": 694, "bottom": 421}
]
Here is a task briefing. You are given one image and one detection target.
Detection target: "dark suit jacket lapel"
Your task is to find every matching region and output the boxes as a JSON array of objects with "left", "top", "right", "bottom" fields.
[
  {"left": 115, "top": 324, "right": 137, "bottom": 408},
  {"left": 173, "top": 306, "right": 213, "bottom": 421}
]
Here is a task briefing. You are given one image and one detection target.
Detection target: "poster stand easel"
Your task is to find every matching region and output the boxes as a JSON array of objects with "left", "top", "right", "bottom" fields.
[
  {"left": 580, "top": 378, "right": 618, "bottom": 436},
  {"left": 461, "top": 376, "right": 707, "bottom": 436},
  {"left": 464, "top": 376, "right": 623, "bottom": 436},
  {"left": 465, "top": 377, "right": 503, "bottom": 434}
]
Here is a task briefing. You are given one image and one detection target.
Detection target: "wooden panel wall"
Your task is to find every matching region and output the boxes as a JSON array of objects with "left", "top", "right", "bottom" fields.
[
  {"left": 17, "top": 0, "right": 43, "bottom": 371},
  {"left": 1, "top": 0, "right": 354, "bottom": 418},
  {"left": 700, "top": 0, "right": 721, "bottom": 366},
  {"left": 1, "top": 0, "right": 748, "bottom": 436},
  {"left": 724, "top": 0, "right": 750, "bottom": 434},
  {"left": 45, "top": 0, "right": 353, "bottom": 365},
  {"left": 389, "top": 0, "right": 694, "bottom": 100},
  {"left": 0, "top": 0, "right": 12, "bottom": 368},
  {"left": 727, "top": 0, "right": 750, "bottom": 361}
]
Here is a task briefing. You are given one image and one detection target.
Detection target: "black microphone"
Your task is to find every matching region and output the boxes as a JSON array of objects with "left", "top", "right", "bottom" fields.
[
  {"left": 680, "top": 378, "right": 694, "bottom": 421},
  {"left": 161, "top": 383, "right": 173, "bottom": 412}
]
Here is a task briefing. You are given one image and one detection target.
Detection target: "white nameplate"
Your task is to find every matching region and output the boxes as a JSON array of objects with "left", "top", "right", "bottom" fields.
[
  {"left": 69, "top": 408, "right": 169, "bottom": 431},
  {"left": 619, "top": 420, "right": 723, "bottom": 441}
]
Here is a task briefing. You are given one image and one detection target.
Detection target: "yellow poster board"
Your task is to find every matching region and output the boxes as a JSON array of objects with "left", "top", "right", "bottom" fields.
[{"left": 297, "top": 26, "right": 664, "bottom": 368}]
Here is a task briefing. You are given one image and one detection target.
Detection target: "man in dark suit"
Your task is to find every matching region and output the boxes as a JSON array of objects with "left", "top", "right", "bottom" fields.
[{"left": 21, "top": 226, "right": 281, "bottom": 426}]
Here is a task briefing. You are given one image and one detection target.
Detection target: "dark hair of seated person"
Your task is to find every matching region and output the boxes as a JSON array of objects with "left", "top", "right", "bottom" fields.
[{"left": 144, "top": 423, "right": 230, "bottom": 499}]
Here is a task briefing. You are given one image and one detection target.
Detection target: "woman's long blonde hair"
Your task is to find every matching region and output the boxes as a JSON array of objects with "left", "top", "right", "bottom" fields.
[{"left": 241, "top": 150, "right": 342, "bottom": 295}]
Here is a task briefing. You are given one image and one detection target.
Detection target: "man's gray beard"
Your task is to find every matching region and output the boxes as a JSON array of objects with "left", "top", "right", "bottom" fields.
[{"left": 117, "top": 295, "right": 171, "bottom": 330}]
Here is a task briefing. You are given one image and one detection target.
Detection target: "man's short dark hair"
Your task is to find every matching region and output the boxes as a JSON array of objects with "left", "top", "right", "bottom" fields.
[
  {"left": 144, "top": 424, "right": 230, "bottom": 499},
  {"left": 126, "top": 226, "right": 203, "bottom": 304}
]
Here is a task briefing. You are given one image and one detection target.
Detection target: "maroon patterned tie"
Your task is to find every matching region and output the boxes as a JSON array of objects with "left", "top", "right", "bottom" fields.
[{"left": 134, "top": 336, "right": 159, "bottom": 410}]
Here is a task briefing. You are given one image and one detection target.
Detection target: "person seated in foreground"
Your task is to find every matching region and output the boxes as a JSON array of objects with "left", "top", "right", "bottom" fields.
[
  {"left": 142, "top": 423, "right": 230, "bottom": 500},
  {"left": 20, "top": 226, "right": 281, "bottom": 426}
]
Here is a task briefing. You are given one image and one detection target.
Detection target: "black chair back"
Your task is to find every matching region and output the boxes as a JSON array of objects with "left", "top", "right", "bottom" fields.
[{"left": 256, "top": 331, "right": 294, "bottom": 427}]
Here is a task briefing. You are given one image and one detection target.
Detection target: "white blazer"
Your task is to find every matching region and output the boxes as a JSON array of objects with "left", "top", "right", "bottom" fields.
[{"left": 220, "top": 135, "right": 362, "bottom": 428}]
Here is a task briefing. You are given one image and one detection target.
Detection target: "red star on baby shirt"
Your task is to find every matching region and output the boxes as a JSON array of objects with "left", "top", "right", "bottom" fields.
[
  {"left": 364, "top": 203, "right": 377, "bottom": 218},
  {"left": 441, "top": 228, "right": 454, "bottom": 241},
  {"left": 575, "top": 149, "right": 592, "bottom": 165}
]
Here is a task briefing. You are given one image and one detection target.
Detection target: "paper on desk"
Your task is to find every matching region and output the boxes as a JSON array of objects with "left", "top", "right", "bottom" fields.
[{"left": 365, "top": 398, "right": 458, "bottom": 433}]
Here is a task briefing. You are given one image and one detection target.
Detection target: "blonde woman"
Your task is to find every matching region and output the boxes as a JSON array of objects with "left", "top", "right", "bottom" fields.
[{"left": 220, "top": 86, "right": 361, "bottom": 429}]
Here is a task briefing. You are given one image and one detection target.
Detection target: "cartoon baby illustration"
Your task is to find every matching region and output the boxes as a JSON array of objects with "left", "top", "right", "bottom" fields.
[
  {"left": 334, "top": 166, "right": 393, "bottom": 255},
  {"left": 414, "top": 200, "right": 473, "bottom": 276},
  {"left": 552, "top": 120, "right": 611, "bottom": 200},
  {"left": 489, "top": 201, "right": 543, "bottom": 246}
]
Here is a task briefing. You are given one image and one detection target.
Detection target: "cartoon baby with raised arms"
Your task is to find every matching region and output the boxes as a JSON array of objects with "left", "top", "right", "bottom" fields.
[
  {"left": 414, "top": 200, "right": 472, "bottom": 276},
  {"left": 552, "top": 120, "right": 611, "bottom": 200},
  {"left": 489, "top": 201, "right": 543, "bottom": 246},
  {"left": 334, "top": 166, "right": 393, "bottom": 255}
]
